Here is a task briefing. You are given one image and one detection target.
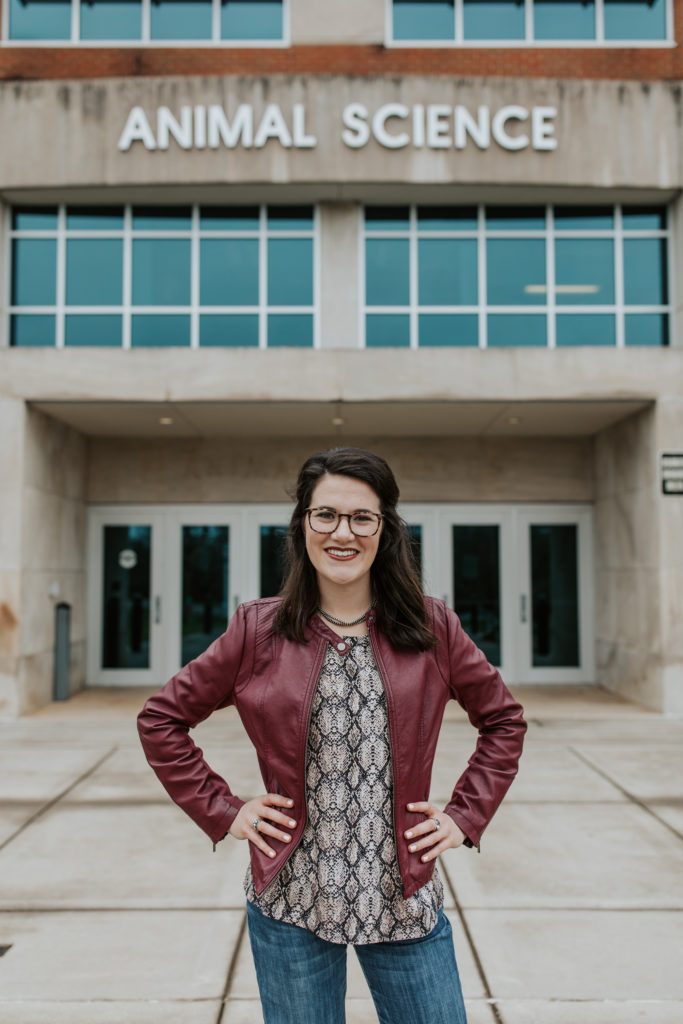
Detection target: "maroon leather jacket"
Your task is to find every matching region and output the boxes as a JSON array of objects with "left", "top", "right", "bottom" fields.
[{"left": 137, "top": 596, "right": 526, "bottom": 899}]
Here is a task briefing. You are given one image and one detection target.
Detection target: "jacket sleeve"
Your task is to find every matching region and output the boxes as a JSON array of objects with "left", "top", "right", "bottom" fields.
[
  {"left": 439, "top": 602, "right": 527, "bottom": 850},
  {"left": 137, "top": 603, "right": 251, "bottom": 846}
]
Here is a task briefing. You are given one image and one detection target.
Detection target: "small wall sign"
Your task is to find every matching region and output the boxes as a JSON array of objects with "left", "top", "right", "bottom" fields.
[
  {"left": 661, "top": 453, "right": 683, "bottom": 495},
  {"left": 118, "top": 548, "right": 138, "bottom": 570}
]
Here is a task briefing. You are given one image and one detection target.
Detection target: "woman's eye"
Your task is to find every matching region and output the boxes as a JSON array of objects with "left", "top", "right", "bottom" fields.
[
  {"left": 315, "top": 511, "right": 336, "bottom": 521},
  {"left": 353, "top": 514, "right": 373, "bottom": 524}
]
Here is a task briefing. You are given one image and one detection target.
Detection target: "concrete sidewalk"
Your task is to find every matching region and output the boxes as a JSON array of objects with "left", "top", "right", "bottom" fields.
[{"left": 0, "top": 685, "right": 682, "bottom": 1024}]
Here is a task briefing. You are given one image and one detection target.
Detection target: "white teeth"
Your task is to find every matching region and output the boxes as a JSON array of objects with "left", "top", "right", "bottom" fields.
[{"left": 327, "top": 549, "right": 356, "bottom": 558}]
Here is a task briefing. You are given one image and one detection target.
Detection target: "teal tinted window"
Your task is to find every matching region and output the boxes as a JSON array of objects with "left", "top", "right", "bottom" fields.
[
  {"left": 464, "top": 0, "right": 525, "bottom": 39},
  {"left": 13, "top": 208, "right": 58, "bottom": 230},
  {"left": 604, "top": 0, "right": 666, "bottom": 39},
  {"left": 12, "top": 240, "right": 57, "bottom": 306},
  {"left": 622, "top": 207, "right": 666, "bottom": 230},
  {"left": 66, "top": 208, "right": 124, "bottom": 230},
  {"left": 66, "top": 240, "right": 123, "bottom": 305},
  {"left": 267, "top": 314, "right": 313, "bottom": 347},
  {"left": 132, "top": 240, "right": 191, "bottom": 305},
  {"left": 554, "top": 207, "right": 613, "bottom": 230},
  {"left": 365, "top": 207, "right": 410, "bottom": 232},
  {"left": 366, "top": 314, "right": 411, "bottom": 347},
  {"left": 131, "top": 315, "right": 191, "bottom": 346},
  {"left": 366, "top": 239, "right": 410, "bottom": 306},
  {"left": 200, "top": 314, "right": 259, "bottom": 346},
  {"left": 200, "top": 206, "right": 260, "bottom": 231},
  {"left": 267, "top": 206, "right": 314, "bottom": 231},
  {"left": 393, "top": 1, "right": 454, "bottom": 40},
  {"left": 417, "top": 206, "right": 478, "bottom": 231},
  {"left": 555, "top": 314, "right": 616, "bottom": 346},
  {"left": 10, "top": 315, "right": 55, "bottom": 347},
  {"left": 418, "top": 239, "right": 477, "bottom": 305},
  {"left": 487, "top": 207, "right": 545, "bottom": 230},
  {"left": 132, "top": 207, "right": 192, "bottom": 230},
  {"left": 222, "top": 0, "right": 283, "bottom": 40},
  {"left": 487, "top": 240, "right": 546, "bottom": 305},
  {"left": 9, "top": 0, "right": 71, "bottom": 39},
  {"left": 200, "top": 239, "right": 259, "bottom": 306},
  {"left": 555, "top": 239, "right": 614, "bottom": 305},
  {"left": 65, "top": 315, "right": 122, "bottom": 346},
  {"left": 268, "top": 239, "right": 313, "bottom": 306},
  {"left": 150, "top": 0, "right": 212, "bottom": 39},
  {"left": 533, "top": 0, "right": 594, "bottom": 40},
  {"left": 487, "top": 315, "right": 546, "bottom": 347},
  {"left": 624, "top": 239, "right": 667, "bottom": 305},
  {"left": 625, "top": 314, "right": 668, "bottom": 347},
  {"left": 80, "top": 1, "right": 142, "bottom": 40},
  {"left": 419, "top": 314, "right": 478, "bottom": 346}
]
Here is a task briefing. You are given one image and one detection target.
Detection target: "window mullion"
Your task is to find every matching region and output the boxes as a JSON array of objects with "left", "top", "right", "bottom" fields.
[
  {"left": 72, "top": 0, "right": 80, "bottom": 43},
  {"left": 55, "top": 205, "right": 66, "bottom": 349},
  {"left": 455, "top": 0, "right": 464, "bottom": 43},
  {"left": 212, "top": 0, "right": 221, "bottom": 42},
  {"left": 410, "top": 205, "right": 418, "bottom": 348},
  {"left": 478, "top": 204, "right": 487, "bottom": 348},
  {"left": 259, "top": 206, "right": 268, "bottom": 349},
  {"left": 190, "top": 205, "right": 200, "bottom": 349},
  {"left": 546, "top": 206, "right": 555, "bottom": 349},
  {"left": 614, "top": 205, "right": 625, "bottom": 348},
  {"left": 122, "top": 205, "right": 132, "bottom": 349},
  {"left": 595, "top": 0, "right": 605, "bottom": 42},
  {"left": 525, "top": 0, "right": 533, "bottom": 43},
  {"left": 141, "top": 0, "right": 151, "bottom": 43}
]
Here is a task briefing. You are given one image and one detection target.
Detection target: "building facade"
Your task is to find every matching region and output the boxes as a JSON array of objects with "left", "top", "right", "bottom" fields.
[{"left": 0, "top": 0, "right": 682, "bottom": 717}]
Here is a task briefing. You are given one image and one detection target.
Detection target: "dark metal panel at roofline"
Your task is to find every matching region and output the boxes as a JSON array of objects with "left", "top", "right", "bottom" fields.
[
  {"left": 0, "top": 185, "right": 679, "bottom": 206},
  {"left": 30, "top": 399, "right": 651, "bottom": 438}
]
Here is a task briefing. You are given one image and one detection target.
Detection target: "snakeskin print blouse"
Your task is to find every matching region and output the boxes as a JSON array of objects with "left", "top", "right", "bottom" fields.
[{"left": 244, "top": 634, "right": 444, "bottom": 945}]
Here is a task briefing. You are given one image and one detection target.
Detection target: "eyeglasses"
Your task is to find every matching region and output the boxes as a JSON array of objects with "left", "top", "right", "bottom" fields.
[{"left": 305, "top": 507, "right": 383, "bottom": 537}]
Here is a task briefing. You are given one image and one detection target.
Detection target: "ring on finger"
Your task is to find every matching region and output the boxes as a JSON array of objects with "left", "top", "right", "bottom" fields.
[
  {"left": 252, "top": 817, "right": 261, "bottom": 831},
  {"left": 431, "top": 816, "right": 441, "bottom": 831}
]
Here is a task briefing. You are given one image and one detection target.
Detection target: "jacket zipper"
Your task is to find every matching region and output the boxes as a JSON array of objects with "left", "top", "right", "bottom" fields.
[{"left": 258, "top": 635, "right": 328, "bottom": 886}]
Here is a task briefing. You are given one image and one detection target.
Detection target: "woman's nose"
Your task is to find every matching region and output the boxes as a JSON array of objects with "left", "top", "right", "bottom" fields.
[{"left": 332, "top": 516, "right": 354, "bottom": 541}]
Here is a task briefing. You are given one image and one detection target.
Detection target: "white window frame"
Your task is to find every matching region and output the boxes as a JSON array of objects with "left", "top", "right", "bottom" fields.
[
  {"left": 1, "top": 0, "right": 290, "bottom": 47},
  {"left": 361, "top": 202, "right": 671, "bottom": 349},
  {"left": 7, "top": 201, "right": 319, "bottom": 350},
  {"left": 385, "top": 0, "right": 674, "bottom": 48}
]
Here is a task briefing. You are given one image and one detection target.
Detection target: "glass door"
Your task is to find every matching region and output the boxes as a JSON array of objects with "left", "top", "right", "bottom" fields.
[
  {"left": 516, "top": 507, "right": 594, "bottom": 683},
  {"left": 87, "top": 510, "right": 166, "bottom": 685}
]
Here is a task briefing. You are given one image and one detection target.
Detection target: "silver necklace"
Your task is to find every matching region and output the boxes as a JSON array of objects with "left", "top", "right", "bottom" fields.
[{"left": 318, "top": 605, "right": 373, "bottom": 627}]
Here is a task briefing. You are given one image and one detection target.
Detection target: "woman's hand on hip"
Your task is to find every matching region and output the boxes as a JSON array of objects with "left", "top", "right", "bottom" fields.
[
  {"left": 229, "top": 794, "right": 297, "bottom": 859},
  {"left": 404, "top": 801, "right": 466, "bottom": 862}
]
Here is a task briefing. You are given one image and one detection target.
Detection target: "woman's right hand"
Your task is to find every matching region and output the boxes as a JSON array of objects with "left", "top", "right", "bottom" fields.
[{"left": 229, "top": 794, "right": 297, "bottom": 859}]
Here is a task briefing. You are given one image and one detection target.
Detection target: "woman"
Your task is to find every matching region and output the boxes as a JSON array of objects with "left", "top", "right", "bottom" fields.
[{"left": 138, "top": 447, "right": 526, "bottom": 1024}]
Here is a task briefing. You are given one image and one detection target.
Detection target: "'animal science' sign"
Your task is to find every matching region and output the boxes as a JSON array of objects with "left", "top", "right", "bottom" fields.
[{"left": 118, "top": 102, "right": 558, "bottom": 153}]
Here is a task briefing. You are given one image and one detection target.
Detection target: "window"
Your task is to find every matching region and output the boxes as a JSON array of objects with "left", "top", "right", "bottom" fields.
[
  {"left": 9, "top": 204, "right": 316, "bottom": 348},
  {"left": 363, "top": 204, "right": 669, "bottom": 348},
  {"left": 6, "top": 0, "right": 286, "bottom": 43},
  {"left": 389, "top": 0, "right": 670, "bottom": 43}
]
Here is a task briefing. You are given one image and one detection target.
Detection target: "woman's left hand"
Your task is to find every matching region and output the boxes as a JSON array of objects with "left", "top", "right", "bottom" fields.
[{"left": 404, "top": 801, "right": 467, "bottom": 862}]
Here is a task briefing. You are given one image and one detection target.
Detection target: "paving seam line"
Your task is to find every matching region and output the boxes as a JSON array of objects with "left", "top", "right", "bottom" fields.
[
  {"left": 215, "top": 910, "right": 247, "bottom": 1024},
  {"left": 441, "top": 860, "right": 505, "bottom": 1024},
  {"left": 569, "top": 746, "right": 683, "bottom": 844},
  {"left": 0, "top": 745, "right": 119, "bottom": 854}
]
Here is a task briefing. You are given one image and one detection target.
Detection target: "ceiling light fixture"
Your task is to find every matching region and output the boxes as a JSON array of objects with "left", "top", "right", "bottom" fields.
[{"left": 159, "top": 417, "right": 173, "bottom": 426}]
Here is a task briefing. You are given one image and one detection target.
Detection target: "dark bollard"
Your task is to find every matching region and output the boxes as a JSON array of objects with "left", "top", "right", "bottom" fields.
[{"left": 54, "top": 602, "right": 71, "bottom": 701}]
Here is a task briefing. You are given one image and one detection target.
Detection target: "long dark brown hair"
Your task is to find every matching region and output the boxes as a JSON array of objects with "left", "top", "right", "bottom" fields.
[{"left": 274, "top": 447, "right": 436, "bottom": 650}]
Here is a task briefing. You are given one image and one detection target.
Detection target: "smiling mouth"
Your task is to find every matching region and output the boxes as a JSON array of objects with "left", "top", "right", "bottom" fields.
[{"left": 325, "top": 548, "right": 359, "bottom": 560}]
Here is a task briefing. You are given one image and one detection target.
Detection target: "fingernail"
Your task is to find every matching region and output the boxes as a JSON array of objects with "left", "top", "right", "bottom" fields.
[
  {"left": 421, "top": 855, "right": 427, "bottom": 862},
  {"left": 283, "top": 835, "right": 291, "bottom": 842},
  {"left": 287, "top": 799, "right": 294, "bottom": 805},
  {"left": 289, "top": 820, "right": 296, "bottom": 827},
  {"left": 269, "top": 850, "right": 276, "bottom": 858},
  {"left": 407, "top": 803, "right": 414, "bottom": 810},
  {"left": 409, "top": 845, "right": 416, "bottom": 852},
  {"left": 406, "top": 831, "right": 412, "bottom": 838}
]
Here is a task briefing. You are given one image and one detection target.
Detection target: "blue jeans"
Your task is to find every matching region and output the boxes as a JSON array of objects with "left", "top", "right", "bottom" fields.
[{"left": 246, "top": 900, "right": 468, "bottom": 1024}]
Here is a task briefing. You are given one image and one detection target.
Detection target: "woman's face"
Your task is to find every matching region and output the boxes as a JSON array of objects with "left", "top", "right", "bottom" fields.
[{"left": 304, "top": 473, "right": 382, "bottom": 594}]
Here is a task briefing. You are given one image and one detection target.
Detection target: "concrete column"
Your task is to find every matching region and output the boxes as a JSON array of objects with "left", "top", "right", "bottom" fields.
[
  {"left": 669, "top": 194, "right": 683, "bottom": 350},
  {"left": 291, "top": 0, "right": 384, "bottom": 44},
  {"left": 318, "top": 202, "right": 362, "bottom": 350},
  {"left": 0, "top": 397, "right": 25, "bottom": 718},
  {"left": 654, "top": 396, "right": 683, "bottom": 713}
]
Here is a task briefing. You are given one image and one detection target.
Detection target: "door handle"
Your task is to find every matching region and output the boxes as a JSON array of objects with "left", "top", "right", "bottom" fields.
[
  {"left": 154, "top": 595, "right": 161, "bottom": 624},
  {"left": 520, "top": 594, "right": 528, "bottom": 623}
]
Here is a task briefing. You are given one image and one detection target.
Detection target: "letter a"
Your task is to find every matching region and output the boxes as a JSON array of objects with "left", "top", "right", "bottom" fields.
[{"left": 118, "top": 106, "right": 157, "bottom": 151}]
